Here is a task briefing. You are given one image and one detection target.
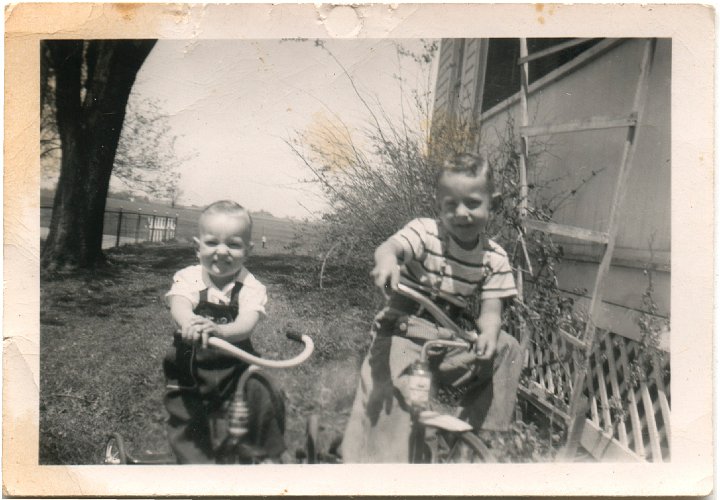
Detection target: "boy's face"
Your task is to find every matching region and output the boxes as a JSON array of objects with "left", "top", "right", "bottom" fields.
[
  {"left": 437, "top": 171, "right": 493, "bottom": 247},
  {"left": 194, "top": 212, "right": 252, "bottom": 282}
]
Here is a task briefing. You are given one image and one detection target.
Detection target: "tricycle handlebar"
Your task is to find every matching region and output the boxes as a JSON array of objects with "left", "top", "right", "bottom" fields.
[
  {"left": 395, "top": 280, "right": 478, "bottom": 345},
  {"left": 207, "top": 333, "right": 314, "bottom": 369},
  {"left": 285, "top": 330, "right": 303, "bottom": 343},
  {"left": 420, "top": 338, "right": 472, "bottom": 363}
]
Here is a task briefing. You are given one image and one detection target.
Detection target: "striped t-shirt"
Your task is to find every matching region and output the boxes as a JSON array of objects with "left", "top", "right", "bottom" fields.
[{"left": 390, "top": 218, "right": 517, "bottom": 303}]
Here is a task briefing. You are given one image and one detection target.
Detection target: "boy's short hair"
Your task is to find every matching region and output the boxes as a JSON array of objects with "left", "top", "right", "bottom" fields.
[
  {"left": 438, "top": 151, "right": 496, "bottom": 195},
  {"left": 199, "top": 200, "right": 253, "bottom": 233}
]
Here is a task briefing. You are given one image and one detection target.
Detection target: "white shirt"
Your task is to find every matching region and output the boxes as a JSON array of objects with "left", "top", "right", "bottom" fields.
[{"left": 165, "top": 264, "right": 267, "bottom": 317}]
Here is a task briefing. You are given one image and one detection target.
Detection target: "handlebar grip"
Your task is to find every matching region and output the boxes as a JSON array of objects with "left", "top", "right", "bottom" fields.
[{"left": 285, "top": 330, "right": 303, "bottom": 342}]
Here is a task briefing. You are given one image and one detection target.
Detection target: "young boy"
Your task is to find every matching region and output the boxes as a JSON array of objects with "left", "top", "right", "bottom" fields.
[
  {"left": 163, "top": 200, "right": 285, "bottom": 463},
  {"left": 342, "top": 152, "right": 524, "bottom": 462}
]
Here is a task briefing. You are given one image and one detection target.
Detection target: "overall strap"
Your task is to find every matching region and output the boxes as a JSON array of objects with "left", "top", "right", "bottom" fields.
[
  {"left": 230, "top": 281, "right": 244, "bottom": 304},
  {"left": 196, "top": 283, "right": 242, "bottom": 307}
]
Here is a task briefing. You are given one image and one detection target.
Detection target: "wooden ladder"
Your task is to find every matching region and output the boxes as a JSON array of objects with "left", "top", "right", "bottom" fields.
[{"left": 514, "top": 38, "right": 658, "bottom": 461}]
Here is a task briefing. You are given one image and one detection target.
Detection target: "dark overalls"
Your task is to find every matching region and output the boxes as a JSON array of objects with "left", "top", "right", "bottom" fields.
[{"left": 163, "top": 283, "right": 285, "bottom": 463}]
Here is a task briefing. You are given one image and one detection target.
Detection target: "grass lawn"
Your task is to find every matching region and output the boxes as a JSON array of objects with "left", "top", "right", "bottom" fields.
[
  {"left": 40, "top": 243, "right": 378, "bottom": 464},
  {"left": 40, "top": 242, "right": 559, "bottom": 464}
]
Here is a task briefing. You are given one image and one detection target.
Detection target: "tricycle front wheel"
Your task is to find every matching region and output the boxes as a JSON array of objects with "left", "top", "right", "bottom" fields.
[{"left": 434, "top": 430, "right": 495, "bottom": 463}]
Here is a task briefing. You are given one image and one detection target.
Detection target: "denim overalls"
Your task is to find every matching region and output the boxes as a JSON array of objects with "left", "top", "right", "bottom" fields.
[{"left": 163, "top": 283, "right": 285, "bottom": 463}]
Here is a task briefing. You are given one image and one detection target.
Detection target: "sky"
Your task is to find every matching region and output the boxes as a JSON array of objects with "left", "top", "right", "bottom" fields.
[{"left": 126, "top": 39, "right": 438, "bottom": 219}]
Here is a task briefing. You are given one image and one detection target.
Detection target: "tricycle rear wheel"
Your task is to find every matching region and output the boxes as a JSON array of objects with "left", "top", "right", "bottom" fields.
[
  {"left": 305, "top": 414, "right": 321, "bottom": 464},
  {"left": 103, "top": 433, "right": 128, "bottom": 465}
]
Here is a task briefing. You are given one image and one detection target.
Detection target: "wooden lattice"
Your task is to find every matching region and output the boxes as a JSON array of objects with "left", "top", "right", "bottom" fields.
[
  {"left": 517, "top": 325, "right": 670, "bottom": 462},
  {"left": 586, "top": 331, "right": 670, "bottom": 461}
]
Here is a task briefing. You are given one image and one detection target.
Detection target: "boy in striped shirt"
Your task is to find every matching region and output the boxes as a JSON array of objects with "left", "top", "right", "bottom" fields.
[{"left": 342, "top": 152, "right": 523, "bottom": 462}]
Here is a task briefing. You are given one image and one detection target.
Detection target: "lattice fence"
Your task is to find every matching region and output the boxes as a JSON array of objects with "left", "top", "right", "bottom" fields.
[{"left": 516, "top": 323, "right": 670, "bottom": 462}]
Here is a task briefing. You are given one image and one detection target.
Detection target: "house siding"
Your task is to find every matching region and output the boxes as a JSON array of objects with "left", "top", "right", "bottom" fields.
[{"left": 433, "top": 38, "right": 671, "bottom": 340}]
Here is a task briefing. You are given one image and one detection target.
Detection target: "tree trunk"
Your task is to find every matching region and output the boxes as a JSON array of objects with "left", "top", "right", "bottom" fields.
[{"left": 41, "top": 40, "right": 156, "bottom": 270}]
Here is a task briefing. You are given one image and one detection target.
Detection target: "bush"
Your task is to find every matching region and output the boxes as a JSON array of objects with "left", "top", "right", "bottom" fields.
[{"left": 286, "top": 41, "right": 443, "bottom": 272}]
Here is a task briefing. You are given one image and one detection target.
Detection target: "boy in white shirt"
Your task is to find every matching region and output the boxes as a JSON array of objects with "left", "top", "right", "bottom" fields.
[
  {"left": 342, "top": 152, "right": 524, "bottom": 462},
  {"left": 163, "top": 200, "right": 285, "bottom": 463}
]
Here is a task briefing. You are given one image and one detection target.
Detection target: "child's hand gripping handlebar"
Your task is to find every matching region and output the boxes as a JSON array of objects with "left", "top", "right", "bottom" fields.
[
  {"left": 207, "top": 331, "right": 314, "bottom": 369},
  {"left": 394, "top": 278, "right": 479, "bottom": 346}
]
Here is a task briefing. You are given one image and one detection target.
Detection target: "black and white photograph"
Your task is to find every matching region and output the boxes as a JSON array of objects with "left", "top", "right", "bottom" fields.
[{"left": 4, "top": 3, "right": 714, "bottom": 497}]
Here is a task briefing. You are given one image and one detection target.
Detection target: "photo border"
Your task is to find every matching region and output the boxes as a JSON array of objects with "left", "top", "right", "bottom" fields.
[{"left": 4, "top": 3, "right": 714, "bottom": 496}]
